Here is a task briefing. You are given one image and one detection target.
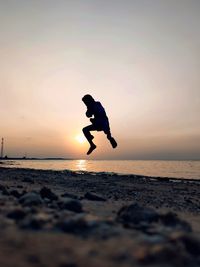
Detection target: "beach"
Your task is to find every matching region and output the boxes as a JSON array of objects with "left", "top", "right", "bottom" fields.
[{"left": 0, "top": 167, "right": 200, "bottom": 267}]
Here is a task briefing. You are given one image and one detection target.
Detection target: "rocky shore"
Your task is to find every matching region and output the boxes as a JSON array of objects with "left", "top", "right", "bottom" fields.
[{"left": 0, "top": 167, "right": 200, "bottom": 267}]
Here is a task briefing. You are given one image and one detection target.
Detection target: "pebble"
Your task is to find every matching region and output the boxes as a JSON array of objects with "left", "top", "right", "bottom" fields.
[
  {"left": 40, "top": 187, "right": 58, "bottom": 201},
  {"left": 59, "top": 199, "right": 83, "bottom": 213},
  {"left": 7, "top": 208, "right": 26, "bottom": 221},
  {"left": 84, "top": 192, "right": 106, "bottom": 201},
  {"left": 9, "top": 189, "right": 23, "bottom": 199},
  {"left": 178, "top": 233, "right": 200, "bottom": 256},
  {"left": 116, "top": 203, "right": 159, "bottom": 227},
  {"left": 160, "top": 212, "right": 192, "bottom": 232},
  {"left": 20, "top": 212, "right": 51, "bottom": 230},
  {"left": 56, "top": 214, "right": 89, "bottom": 234},
  {"left": 61, "top": 192, "right": 79, "bottom": 199},
  {"left": 19, "top": 192, "right": 43, "bottom": 206},
  {"left": 0, "top": 184, "right": 9, "bottom": 195},
  {"left": 22, "top": 177, "right": 34, "bottom": 183}
]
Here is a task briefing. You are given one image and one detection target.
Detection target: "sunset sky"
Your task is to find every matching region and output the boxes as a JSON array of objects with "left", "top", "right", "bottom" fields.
[{"left": 0, "top": 0, "right": 200, "bottom": 160}]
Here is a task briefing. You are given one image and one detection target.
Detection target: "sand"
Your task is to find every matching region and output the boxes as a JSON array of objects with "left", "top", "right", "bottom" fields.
[{"left": 0, "top": 166, "right": 200, "bottom": 267}]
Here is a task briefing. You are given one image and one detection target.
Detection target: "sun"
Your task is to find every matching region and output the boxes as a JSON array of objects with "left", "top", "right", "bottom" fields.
[{"left": 75, "top": 134, "right": 86, "bottom": 144}]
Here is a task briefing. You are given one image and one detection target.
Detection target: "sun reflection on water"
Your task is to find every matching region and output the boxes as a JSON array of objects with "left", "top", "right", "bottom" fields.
[{"left": 76, "top": 159, "right": 87, "bottom": 171}]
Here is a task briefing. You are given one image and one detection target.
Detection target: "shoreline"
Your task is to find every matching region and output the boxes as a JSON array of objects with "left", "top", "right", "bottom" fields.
[
  {"left": 1, "top": 165, "right": 200, "bottom": 183},
  {"left": 1, "top": 159, "right": 200, "bottom": 180},
  {"left": 0, "top": 167, "right": 200, "bottom": 266}
]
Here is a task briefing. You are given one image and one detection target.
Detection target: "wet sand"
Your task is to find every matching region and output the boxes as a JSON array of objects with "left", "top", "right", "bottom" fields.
[{"left": 0, "top": 167, "right": 200, "bottom": 267}]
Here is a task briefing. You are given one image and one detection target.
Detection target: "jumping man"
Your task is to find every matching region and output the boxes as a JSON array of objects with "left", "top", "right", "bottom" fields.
[{"left": 82, "top": 94, "right": 117, "bottom": 155}]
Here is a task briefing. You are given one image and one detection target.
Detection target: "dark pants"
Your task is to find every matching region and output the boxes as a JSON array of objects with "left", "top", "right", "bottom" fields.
[{"left": 82, "top": 124, "right": 112, "bottom": 145}]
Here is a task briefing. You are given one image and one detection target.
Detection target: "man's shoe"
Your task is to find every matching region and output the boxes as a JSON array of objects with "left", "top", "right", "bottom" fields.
[
  {"left": 110, "top": 137, "right": 117, "bottom": 148},
  {"left": 87, "top": 144, "right": 97, "bottom": 155}
]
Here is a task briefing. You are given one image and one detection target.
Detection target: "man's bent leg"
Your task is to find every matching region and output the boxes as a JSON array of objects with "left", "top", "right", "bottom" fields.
[
  {"left": 82, "top": 125, "right": 95, "bottom": 145},
  {"left": 82, "top": 125, "right": 97, "bottom": 155}
]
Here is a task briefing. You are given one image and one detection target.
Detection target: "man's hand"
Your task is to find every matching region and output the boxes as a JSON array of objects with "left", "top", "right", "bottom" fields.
[{"left": 86, "top": 111, "right": 92, "bottom": 118}]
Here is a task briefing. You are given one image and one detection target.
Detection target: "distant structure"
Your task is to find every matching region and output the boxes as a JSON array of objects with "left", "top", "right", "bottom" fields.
[{"left": 1, "top": 138, "right": 4, "bottom": 158}]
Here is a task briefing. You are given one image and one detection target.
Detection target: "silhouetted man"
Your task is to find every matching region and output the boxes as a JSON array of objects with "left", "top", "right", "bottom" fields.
[{"left": 82, "top": 94, "right": 117, "bottom": 155}]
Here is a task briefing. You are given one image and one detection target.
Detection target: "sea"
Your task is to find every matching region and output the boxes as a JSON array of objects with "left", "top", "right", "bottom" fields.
[{"left": 1, "top": 159, "right": 200, "bottom": 180}]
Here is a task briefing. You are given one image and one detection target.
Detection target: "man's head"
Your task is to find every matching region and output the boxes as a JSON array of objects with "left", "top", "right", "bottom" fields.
[{"left": 82, "top": 94, "right": 95, "bottom": 106}]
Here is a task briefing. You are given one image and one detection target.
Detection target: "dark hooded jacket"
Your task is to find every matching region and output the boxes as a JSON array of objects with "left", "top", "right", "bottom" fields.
[{"left": 82, "top": 95, "right": 110, "bottom": 133}]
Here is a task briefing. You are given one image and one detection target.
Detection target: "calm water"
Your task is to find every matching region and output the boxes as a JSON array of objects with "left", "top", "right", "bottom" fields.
[{"left": 1, "top": 160, "right": 200, "bottom": 179}]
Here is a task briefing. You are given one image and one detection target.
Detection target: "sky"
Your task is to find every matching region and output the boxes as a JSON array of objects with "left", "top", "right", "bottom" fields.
[{"left": 0, "top": 0, "right": 200, "bottom": 160}]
